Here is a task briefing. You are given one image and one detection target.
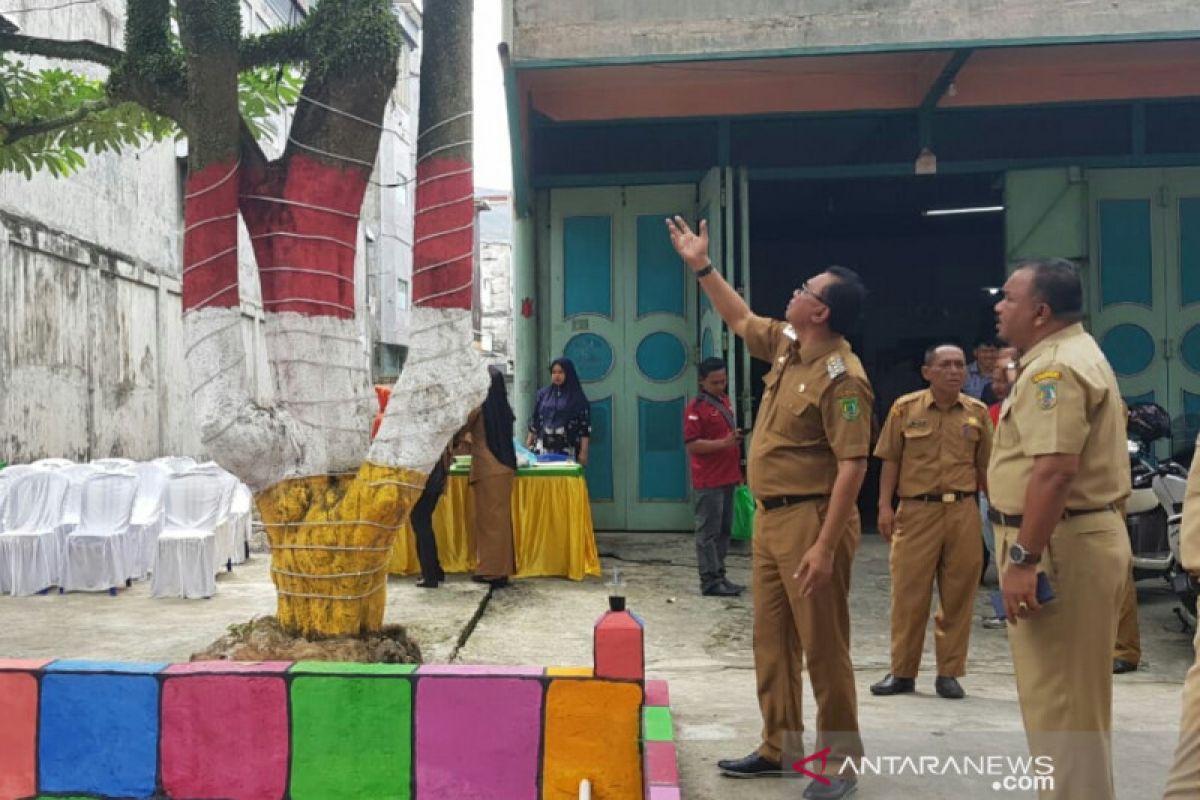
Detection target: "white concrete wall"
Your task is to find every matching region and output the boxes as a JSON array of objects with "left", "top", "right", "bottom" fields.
[
  {"left": 479, "top": 240, "right": 513, "bottom": 370},
  {"left": 506, "top": 0, "right": 1200, "bottom": 62}
]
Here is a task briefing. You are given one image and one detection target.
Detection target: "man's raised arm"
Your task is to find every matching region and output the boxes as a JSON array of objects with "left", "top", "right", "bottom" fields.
[{"left": 667, "top": 216, "right": 752, "bottom": 338}]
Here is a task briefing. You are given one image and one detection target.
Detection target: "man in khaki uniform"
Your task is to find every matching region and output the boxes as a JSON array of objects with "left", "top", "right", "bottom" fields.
[
  {"left": 989, "top": 259, "right": 1131, "bottom": 800},
  {"left": 667, "top": 216, "right": 870, "bottom": 800},
  {"left": 871, "top": 344, "right": 992, "bottom": 700},
  {"left": 1162, "top": 447, "right": 1200, "bottom": 799}
]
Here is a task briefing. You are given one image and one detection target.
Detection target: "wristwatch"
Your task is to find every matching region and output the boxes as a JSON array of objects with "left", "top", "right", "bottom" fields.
[
  {"left": 695, "top": 263, "right": 715, "bottom": 278},
  {"left": 1009, "top": 542, "right": 1041, "bottom": 567}
]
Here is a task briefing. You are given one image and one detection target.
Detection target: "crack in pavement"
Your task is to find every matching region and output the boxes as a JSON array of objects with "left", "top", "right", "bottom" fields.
[{"left": 447, "top": 585, "right": 496, "bottom": 662}]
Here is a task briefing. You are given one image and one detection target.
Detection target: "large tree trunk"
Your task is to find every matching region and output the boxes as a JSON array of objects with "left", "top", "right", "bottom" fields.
[{"left": 172, "top": 0, "right": 489, "bottom": 638}]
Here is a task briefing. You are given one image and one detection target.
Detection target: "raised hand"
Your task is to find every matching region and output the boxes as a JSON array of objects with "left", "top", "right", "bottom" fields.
[{"left": 665, "top": 216, "right": 710, "bottom": 271}]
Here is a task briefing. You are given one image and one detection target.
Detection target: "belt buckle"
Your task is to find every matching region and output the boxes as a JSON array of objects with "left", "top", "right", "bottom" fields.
[{"left": 941, "top": 492, "right": 956, "bottom": 504}]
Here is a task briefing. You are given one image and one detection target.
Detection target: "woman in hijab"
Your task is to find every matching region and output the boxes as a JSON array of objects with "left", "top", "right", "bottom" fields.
[
  {"left": 465, "top": 366, "right": 518, "bottom": 587},
  {"left": 526, "top": 358, "right": 591, "bottom": 465}
]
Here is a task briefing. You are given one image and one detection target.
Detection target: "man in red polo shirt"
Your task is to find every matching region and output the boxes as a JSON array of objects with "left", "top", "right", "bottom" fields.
[{"left": 684, "top": 357, "right": 745, "bottom": 597}]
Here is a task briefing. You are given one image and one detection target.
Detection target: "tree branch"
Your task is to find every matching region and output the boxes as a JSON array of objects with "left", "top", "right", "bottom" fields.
[
  {"left": 240, "top": 26, "right": 310, "bottom": 71},
  {"left": 1, "top": 98, "right": 111, "bottom": 145},
  {"left": 0, "top": 32, "right": 123, "bottom": 68}
]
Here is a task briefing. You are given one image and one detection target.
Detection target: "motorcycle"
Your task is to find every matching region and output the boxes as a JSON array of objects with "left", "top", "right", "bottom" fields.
[{"left": 1126, "top": 403, "right": 1197, "bottom": 629}]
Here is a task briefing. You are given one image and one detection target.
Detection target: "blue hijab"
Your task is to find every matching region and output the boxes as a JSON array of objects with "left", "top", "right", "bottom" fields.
[{"left": 534, "top": 358, "right": 589, "bottom": 429}]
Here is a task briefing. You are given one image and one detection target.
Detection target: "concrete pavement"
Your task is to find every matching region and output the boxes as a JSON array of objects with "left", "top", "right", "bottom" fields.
[{"left": 0, "top": 531, "right": 1193, "bottom": 799}]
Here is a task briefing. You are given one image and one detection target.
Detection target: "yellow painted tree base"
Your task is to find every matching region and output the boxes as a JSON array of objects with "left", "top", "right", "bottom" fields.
[{"left": 256, "top": 462, "right": 425, "bottom": 638}]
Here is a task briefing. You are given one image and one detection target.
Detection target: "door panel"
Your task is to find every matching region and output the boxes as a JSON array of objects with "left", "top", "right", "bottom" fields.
[
  {"left": 1088, "top": 170, "right": 1168, "bottom": 409},
  {"left": 1164, "top": 169, "right": 1200, "bottom": 449},
  {"left": 549, "top": 185, "right": 695, "bottom": 531}
]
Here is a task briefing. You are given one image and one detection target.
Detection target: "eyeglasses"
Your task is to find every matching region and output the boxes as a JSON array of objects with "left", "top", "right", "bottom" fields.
[{"left": 799, "top": 280, "right": 828, "bottom": 306}]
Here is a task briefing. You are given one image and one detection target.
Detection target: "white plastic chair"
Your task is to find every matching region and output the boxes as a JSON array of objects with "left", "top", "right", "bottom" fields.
[
  {"left": 152, "top": 472, "right": 225, "bottom": 599},
  {"left": 129, "top": 462, "right": 169, "bottom": 578},
  {"left": 0, "top": 466, "right": 38, "bottom": 524},
  {"left": 0, "top": 471, "right": 70, "bottom": 595},
  {"left": 32, "top": 458, "right": 74, "bottom": 470},
  {"left": 153, "top": 456, "right": 197, "bottom": 474},
  {"left": 61, "top": 472, "right": 139, "bottom": 594},
  {"left": 58, "top": 464, "right": 100, "bottom": 530}
]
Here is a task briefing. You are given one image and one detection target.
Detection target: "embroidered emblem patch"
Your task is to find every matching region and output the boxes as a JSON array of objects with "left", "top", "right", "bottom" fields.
[
  {"left": 1036, "top": 382, "right": 1058, "bottom": 410},
  {"left": 826, "top": 355, "right": 847, "bottom": 380},
  {"left": 840, "top": 396, "right": 860, "bottom": 421},
  {"left": 1032, "top": 370, "right": 1062, "bottom": 384}
]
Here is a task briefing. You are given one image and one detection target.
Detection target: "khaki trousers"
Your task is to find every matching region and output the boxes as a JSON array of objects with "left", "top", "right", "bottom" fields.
[
  {"left": 751, "top": 499, "right": 864, "bottom": 775},
  {"left": 889, "top": 497, "right": 982, "bottom": 678},
  {"left": 1114, "top": 569, "right": 1141, "bottom": 665},
  {"left": 1163, "top": 622, "right": 1200, "bottom": 798},
  {"left": 997, "top": 512, "right": 1129, "bottom": 800}
]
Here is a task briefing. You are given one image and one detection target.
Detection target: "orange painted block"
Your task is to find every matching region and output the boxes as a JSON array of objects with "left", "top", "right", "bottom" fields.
[
  {"left": 541, "top": 679, "right": 642, "bottom": 800},
  {"left": 0, "top": 672, "right": 38, "bottom": 800},
  {"left": 593, "top": 610, "right": 644, "bottom": 682}
]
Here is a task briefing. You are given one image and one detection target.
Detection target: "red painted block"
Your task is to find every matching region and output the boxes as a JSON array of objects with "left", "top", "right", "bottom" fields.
[
  {"left": 644, "top": 679, "right": 670, "bottom": 707},
  {"left": 594, "top": 609, "right": 645, "bottom": 682},
  {"left": 0, "top": 672, "right": 38, "bottom": 800},
  {"left": 644, "top": 741, "right": 679, "bottom": 786},
  {"left": 161, "top": 674, "right": 289, "bottom": 799}
]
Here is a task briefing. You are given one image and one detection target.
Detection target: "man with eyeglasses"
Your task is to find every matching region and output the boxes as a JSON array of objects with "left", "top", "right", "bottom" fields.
[
  {"left": 871, "top": 344, "right": 992, "bottom": 701},
  {"left": 667, "top": 216, "right": 870, "bottom": 800},
  {"left": 989, "top": 258, "right": 1130, "bottom": 800}
]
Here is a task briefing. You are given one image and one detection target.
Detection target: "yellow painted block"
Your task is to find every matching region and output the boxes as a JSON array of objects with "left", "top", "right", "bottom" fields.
[
  {"left": 542, "top": 680, "right": 642, "bottom": 800},
  {"left": 545, "top": 667, "right": 593, "bottom": 677}
]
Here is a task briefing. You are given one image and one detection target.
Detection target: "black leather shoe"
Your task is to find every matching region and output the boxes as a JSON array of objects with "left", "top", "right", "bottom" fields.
[
  {"left": 870, "top": 674, "right": 915, "bottom": 696},
  {"left": 703, "top": 582, "right": 741, "bottom": 597},
  {"left": 803, "top": 777, "right": 858, "bottom": 799},
  {"left": 717, "top": 751, "right": 791, "bottom": 778},
  {"left": 721, "top": 579, "right": 746, "bottom": 594},
  {"left": 415, "top": 578, "right": 440, "bottom": 589},
  {"left": 935, "top": 676, "right": 965, "bottom": 699},
  {"left": 1113, "top": 659, "right": 1138, "bottom": 674}
]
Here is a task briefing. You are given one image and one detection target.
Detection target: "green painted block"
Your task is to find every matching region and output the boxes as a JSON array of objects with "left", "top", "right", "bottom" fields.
[
  {"left": 289, "top": 676, "right": 413, "bottom": 799},
  {"left": 642, "top": 706, "right": 673, "bottom": 741},
  {"left": 290, "top": 661, "right": 418, "bottom": 676}
]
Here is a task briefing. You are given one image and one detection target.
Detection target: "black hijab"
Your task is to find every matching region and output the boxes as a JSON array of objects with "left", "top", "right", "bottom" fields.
[
  {"left": 482, "top": 366, "right": 517, "bottom": 469},
  {"left": 534, "top": 358, "right": 590, "bottom": 429}
]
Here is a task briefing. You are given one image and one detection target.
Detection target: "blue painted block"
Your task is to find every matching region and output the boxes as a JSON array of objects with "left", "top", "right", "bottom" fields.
[
  {"left": 39, "top": 669, "right": 162, "bottom": 798},
  {"left": 45, "top": 659, "right": 168, "bottom": 674}
]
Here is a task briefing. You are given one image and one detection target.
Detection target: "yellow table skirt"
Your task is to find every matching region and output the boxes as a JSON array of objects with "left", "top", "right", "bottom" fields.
[{"left": 388, "top": 474, "right": 602, "bottom": 580}]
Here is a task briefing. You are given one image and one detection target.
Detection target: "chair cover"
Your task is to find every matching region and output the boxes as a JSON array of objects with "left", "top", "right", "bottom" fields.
[
  {"left": 91, "top": 458, "right": 136, "bottom": 470},
  {"left": 153, "top": 456, "right": 198, "bottom": 473},
  {"left": 0, "top": 471, "right": 70, "bottom": 595},
  {"left": 58, "top": 464, "right": 100, "bottom": 529},
  {"left": 129, "top": 462, "right": 169, "bottom": 578},
  {"left": 32, "top": 458, "right": 75, "bottom": 470},
  {"left": 152, "top": 472, "right": 226, "bottom": 599},
  {"left": 230, "top": 483, "right": 254, "bottom": 564},
  {"left": 190, "top": 463, "right": 239, "bottom": 569},
  {"left": 62, "top": 473, "right": 138, "bottom": 592}
]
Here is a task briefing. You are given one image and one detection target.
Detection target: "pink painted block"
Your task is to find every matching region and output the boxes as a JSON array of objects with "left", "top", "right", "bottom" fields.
[
  {"left": 644, "top": 679, "right": 670, "bottom": 707},
  {"left": 644, "top": 741, "right": 679, "bottom": 786},
  {"left": 416, "top": 677, "right": 543, "bottom": 800},
  {"left": 0, "top": 659, "right": 51, "bottom": 671},
  {"left": 161, "top": 676, "right": 289, "bottom": 800},
  {"left": 648, "top": 787, "right": 681, "bottom": 800},
  {"left": 417, "top": 664, "right": 543, "bottom": 676},
  {"left": 0, "top": 672, "right": 38, "bottom": 800},
  {"left": 165, "top": 661, "right": 291, "bottom": 674}
]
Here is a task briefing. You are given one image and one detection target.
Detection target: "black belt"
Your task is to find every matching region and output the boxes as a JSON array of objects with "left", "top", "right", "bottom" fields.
[
  {"left": 758, "top": 494, "right": 826, "bottom": 511},
  {"left": 902, "top": 491, "right": 976, "bottom": 504},
  {"left": 987, "top": 504, "right": 1119, "bottom": 528}
]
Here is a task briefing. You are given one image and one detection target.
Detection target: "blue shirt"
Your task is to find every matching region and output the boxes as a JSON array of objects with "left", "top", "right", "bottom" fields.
[{"left": 963, "top": 362, "right": 992, "bottom": 400}]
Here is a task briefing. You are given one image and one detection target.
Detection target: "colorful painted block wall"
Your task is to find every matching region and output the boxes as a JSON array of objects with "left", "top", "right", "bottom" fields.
[{"left": 0, "top": 623, "right": 684, "bottom": 800}]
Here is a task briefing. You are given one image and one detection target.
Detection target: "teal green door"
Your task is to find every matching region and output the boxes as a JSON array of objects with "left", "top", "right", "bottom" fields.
[
  {"left": 548, "top": 185, "right": 697, "bottom": 530},
  {"left": 1006, "top": 167, "right": 1200, "bottom": 449},
  {"left": 1088, "top": 168, "right": 1200, "bottom": 448}
]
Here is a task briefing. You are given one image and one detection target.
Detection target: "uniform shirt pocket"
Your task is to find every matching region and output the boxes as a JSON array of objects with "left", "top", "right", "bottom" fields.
[{"left": 783, "top": 394, "right": 826, "bottom": 446}]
